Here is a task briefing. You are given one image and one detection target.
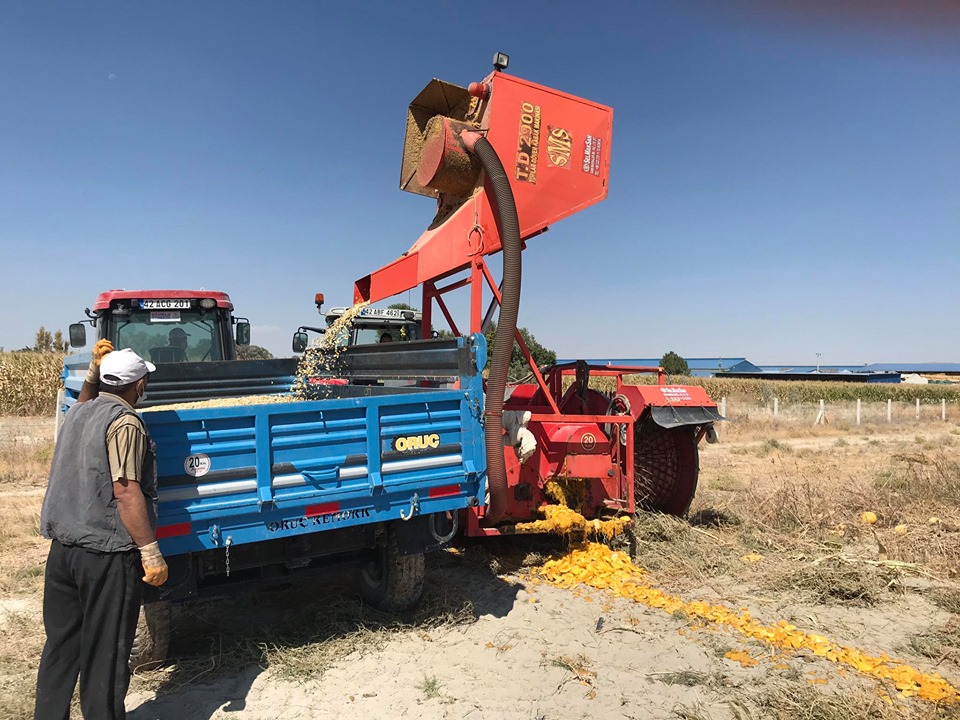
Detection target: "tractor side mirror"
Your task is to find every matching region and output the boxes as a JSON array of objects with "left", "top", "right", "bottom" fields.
[
  {"left": 292, "top": 331, "right": 308, "bottom": 354},
  {"left": 235, "top": 321, "right": 251, "bottom": 346},
  {"left": 69, "top": 323, "right": 87, "bottom": 349}
]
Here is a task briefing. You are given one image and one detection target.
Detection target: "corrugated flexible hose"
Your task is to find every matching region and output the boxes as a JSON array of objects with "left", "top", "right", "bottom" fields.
[{"left": 469, "top": 135, "right": 521, "bottom": 524}]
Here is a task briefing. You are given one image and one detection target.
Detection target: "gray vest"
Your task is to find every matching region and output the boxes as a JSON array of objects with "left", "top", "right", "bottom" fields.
[{"left": 41, "top": 395, "right": 158, "bottom": 553}]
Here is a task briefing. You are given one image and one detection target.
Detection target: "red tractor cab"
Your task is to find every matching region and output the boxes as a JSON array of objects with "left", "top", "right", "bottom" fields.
[{"left": 69, "top": 290, "right": 251, "bottom": 363}]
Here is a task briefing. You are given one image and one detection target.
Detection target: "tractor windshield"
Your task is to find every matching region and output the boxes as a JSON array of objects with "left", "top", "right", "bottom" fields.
[
  {"left": 320, "top": 307, "right": 423, "bottom": 348},
  {"left": 325, "top": 320, "right": 422, "bottom": 347},
  {"left": 110, "top": 309, "right": 225, "bottom": 363}
]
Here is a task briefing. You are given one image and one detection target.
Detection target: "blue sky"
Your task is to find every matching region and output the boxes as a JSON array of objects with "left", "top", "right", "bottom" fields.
[{"left": 2, "top": 2, "right": 958, "bottom": 364}]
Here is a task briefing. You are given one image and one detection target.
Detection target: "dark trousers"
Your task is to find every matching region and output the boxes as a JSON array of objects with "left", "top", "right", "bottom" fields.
[{"left": 35, "top": 540, "right": 143, "bottom": 720}]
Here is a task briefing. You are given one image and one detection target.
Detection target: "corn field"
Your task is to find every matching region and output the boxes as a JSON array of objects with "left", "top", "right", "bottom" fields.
[
  {"left": 588, "top": 374, "right": 960, "bottom": 405},
  {"left": 667, "top": 376, "right": 960, "bottom": 405},
  {"left": 0, "top": 352, "right": 64, "bottom": 416}
]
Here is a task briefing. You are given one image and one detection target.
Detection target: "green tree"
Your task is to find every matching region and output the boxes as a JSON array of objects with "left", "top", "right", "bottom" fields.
[
  {"left": 53, "top": 330, "right": 68, "bottom": 353},
  {"left": 33, "top": 326, "right": 53, "bottom": 352},
  {"left": 485, "top": 322, "right": 557, "bottom": 380},
  {"left": 660, "top": 351, "right": 690, "bottom": 376},
  {"left": 387, "top": 303, "right": 416, "bottom": 311},
  {"left": 237, "top": 344, "right": 274, "bottom": 360},
  {"left": 31, "top": 326, "right": 68, "bottom": 353}
]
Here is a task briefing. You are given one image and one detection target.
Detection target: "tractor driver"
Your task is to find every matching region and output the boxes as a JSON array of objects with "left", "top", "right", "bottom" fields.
[
  {"left": 379, "top": 332, "right": 393, "bottom": 343},
  {"left": 168, "top": 328, "right": 189, "bottom": 357},
  {"left": 150, "top": 327, "right": 189, "bottom": 363}
]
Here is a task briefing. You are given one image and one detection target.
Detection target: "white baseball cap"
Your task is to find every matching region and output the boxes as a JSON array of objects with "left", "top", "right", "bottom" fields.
[{"left": 99, "top": 348, "right": 156, "bottom": 386}]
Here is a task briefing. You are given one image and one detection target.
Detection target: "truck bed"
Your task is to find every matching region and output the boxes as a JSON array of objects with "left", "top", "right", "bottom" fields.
[{"left": 148, "top": 382, "right": 485, "bottom": 556}]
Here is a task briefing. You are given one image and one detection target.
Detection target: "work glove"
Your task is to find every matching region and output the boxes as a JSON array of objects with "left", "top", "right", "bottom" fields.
[
  {"left": 139, "top": 541, "right": 169, "bottom": 587},
  {"left": 515, "top": 427, "right": 537, "bottom": 463},
  {"left": 84, "top": 339, "right": 114, "bottom": 384},
  {"left": 502, "top": 410, "right": 536, "bottom": 463}
]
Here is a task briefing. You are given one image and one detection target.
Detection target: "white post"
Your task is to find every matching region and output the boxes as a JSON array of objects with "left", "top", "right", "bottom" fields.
[
  {"left": 943, "top": 399, "right": 947, "bottom": 422},
  {"left": 856, "top": 398, "right": 861, "bottom": 426},
  {"left": 887, "top": 399, "right": 892, "bottom": 424},
  {"left": 814, "top": 399, "right": 826, "bottom": 426},
  {"left": 720, "top": 396, "right": 727, "bottom": 418},
  {"left": 916, "top": 398, "right": 921, "bottom": 421},
  {"left": 773, "top": 397, "right": 779, "bottom": 417}
]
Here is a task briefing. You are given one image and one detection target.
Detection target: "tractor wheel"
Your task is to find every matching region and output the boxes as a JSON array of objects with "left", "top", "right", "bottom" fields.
[
  {"left": 129, "top": 600, "right": 171, "bottom": 670},
  {"left": 357, "top": 526, "right": 425, "bottom": 613},
  {"left": 634, "top": 415, "right": 700, "bottom": 516}
]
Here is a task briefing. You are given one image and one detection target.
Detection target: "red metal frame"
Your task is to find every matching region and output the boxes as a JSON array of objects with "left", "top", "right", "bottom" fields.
[{"left": 352, "top": 65, "right": 717, "bottom": 536}]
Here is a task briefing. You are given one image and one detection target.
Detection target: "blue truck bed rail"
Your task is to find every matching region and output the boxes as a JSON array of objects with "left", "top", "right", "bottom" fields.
[
  {"left": 63, "top": 356, "right": 300, "bottom": 410},
  {"left": 149, "top": 374, "right": 486, "bottom": 556}
]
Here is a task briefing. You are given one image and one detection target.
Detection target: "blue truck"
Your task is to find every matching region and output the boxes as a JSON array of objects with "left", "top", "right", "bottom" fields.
[{"left": 62, "top": 290, "right": 487, "bottom": 665}]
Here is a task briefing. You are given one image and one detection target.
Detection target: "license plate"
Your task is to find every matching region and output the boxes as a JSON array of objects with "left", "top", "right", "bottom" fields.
[{"left": 140, "top": 299, "right": 191, "bottom": 310}]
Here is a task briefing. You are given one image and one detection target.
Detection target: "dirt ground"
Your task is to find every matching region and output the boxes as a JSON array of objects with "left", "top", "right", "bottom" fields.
[{"left": 2, "top": 410, "right": 960, "bottom": 720}]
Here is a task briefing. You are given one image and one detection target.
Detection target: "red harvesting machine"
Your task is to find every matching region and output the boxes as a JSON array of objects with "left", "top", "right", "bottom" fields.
[{"left": 354, "top": 53, "right": 723, "bottom": 536}]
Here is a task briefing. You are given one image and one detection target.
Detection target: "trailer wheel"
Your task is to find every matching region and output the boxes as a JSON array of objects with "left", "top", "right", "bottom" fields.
[
  {"left": 634, "top": 416, "right": 700, "bottom": 517},
  {"left": 129, "top": 600, "right": 171, "bottom": 670},
  {"left": 358, "top": 526, "right": 425, "bottom": 613}
]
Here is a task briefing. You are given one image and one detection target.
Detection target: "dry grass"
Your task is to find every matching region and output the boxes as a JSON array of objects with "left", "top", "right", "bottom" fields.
[
  {"left": 0, "top": 501, "right": 46, "bottom": 598},
  {"left": 129, "top": 558, "right": 480, "bottom": 697},
  {"left": 770, "top": 561, "right": 893, "bottom": 606},
  {"left": 0, "top": 465, "right": 46, "bottom": 611},
  {"left": 929, "top": 590, "right": 960, "bottom": 615},
  {"left": 546, "top": 652, "right": 597, "bottom": 694},
  {"left": 656, "top": 669, "right": 725, "bottom": 687},
  {"left": 907, "top": 616, "right": 960, "bottom": 668},
  {"left": 0, "top": 443, "right": 52, "bottom": 487},
  {"left": 626, "top": 512, "right": 743, "bottom": 589},
  {"left": 0, "top": 607, "right": 45, "bottom": 720},
  {"left": 0, "top": 443, "right": 50, "bottom": 599},
  {"left": 755, "top": 683, "right": 960, "bottom": 719}
]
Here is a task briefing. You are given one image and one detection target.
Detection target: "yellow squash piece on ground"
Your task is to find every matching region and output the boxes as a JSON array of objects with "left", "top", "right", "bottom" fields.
[
  {"left": 861, "top": 511, "right": 878, "bottom": 525},
  {"left": 536, "top": 542, "right": 960, "bottom": 704}
]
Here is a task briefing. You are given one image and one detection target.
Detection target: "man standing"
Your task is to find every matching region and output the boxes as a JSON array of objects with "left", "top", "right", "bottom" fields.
[{"left": 35, "top": 343, "right": 169, "bottom": 720}]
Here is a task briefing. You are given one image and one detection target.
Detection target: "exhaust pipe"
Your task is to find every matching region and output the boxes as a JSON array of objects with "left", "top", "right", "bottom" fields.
[{"left": 462, "top": 130, "right": 520, "bottom": 524}]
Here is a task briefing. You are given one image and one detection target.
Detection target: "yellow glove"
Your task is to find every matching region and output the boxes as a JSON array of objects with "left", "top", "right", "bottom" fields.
[
  {"left": 93, "top": 339, "right": 114, "bottom": 364},
  {"left": 85, "top": 339, "right": 115, "bottom": 384},
  {"left": 138, "top": 541, "right": 169, "bottom": 587}
]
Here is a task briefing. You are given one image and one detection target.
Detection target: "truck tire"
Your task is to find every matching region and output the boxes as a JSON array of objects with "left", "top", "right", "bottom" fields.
[
  {"left": 129, "top": 600, "right": 171, "bottom": 670},
  {"left": 357, "top": 526, "right": 425, "bottom": 613}
]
